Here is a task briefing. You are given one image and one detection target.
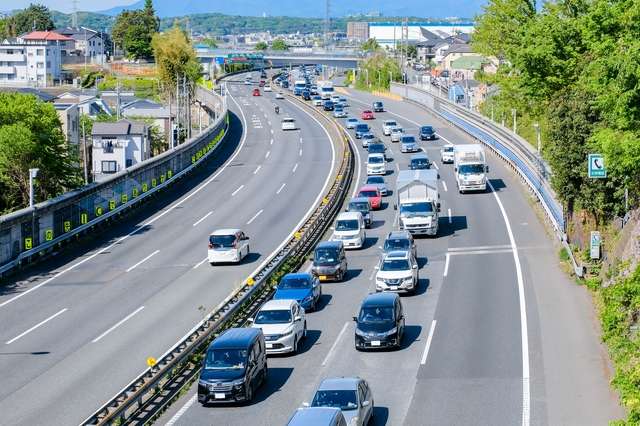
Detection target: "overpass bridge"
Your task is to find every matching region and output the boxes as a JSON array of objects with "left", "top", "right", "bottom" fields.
[{"left": 196, "top": 48, "right": 361, "bottom": 70}]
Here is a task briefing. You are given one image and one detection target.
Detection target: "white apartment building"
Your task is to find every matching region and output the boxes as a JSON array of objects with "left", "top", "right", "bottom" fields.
[
  {"left": 92, "top": 120, "right": 150, "bottom": 182},
  {"left": 0, "top": 31, "right": 71, "bottom": 87}
]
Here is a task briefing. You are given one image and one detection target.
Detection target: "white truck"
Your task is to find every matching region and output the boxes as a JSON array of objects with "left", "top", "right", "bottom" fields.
[
  {"left": 453, "top": 144, "right": 489, "bottom": 193},
  {"left": 317, "top": 80, "right": 335, "bottom": 100},
  {"left": 395, "top": 169, "right": 440, "bottom": 236}
]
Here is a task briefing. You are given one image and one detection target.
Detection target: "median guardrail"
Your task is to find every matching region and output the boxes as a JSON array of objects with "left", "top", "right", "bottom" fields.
[
  {"left": 0, "top": 85, "right": 228, "bottom": 279},
  {"left": 391, "top": 83, "right": 583, "bottom": 277},
  {"left": 81, "top": 80, "right": 355, "bottom": 425}
]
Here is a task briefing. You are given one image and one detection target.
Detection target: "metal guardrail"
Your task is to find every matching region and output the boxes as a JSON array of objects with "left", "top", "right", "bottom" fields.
[
  {"left": 0, "top": 86, "right": 228, "bottom": 279},
  {"left": 81, "top": 80, "right": 355, "bottom": 426},
  {"left": 391, "top": 83, "right": 584, "bottom": 277}
]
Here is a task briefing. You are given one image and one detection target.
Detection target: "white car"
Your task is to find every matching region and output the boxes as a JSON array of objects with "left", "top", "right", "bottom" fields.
[
  {"left": 366, "top": 153, "right": 386, "bottom": 175},
  {"left": 331, "top": 211, "right": 366, "bottom": 249},
  {"left": 346, "top": 118, "right": 359, "bottom": 129},
  {"left": 282, "top": 117, "right": 297, "bottom": 131},
  {"left": 250, "top": 299, "right": 306, "bottom": 354},
  {"left": 208, "top": 229, "right": 250, "bottom": 264},
  {"left": 441, "top": 144, "right": 455, "bottom": 163},
  {"left": 361, "top": 133, "right": 376, "bottom": 148},
  {"left": 375, "top": 250, "right": 419, "bottom": 294},
  {"left": 244, "top": 78, "right": 253, "bottom": 85},
  {"left": 264, "top": 85, "right": 273, "bottom": 92},
  {"left": 390, "top": 126, "right": 404, "bottom": 142},
  {"left": 313, "top": 97, "right": 323, "bottom": 106},
  {"left": 275, "top": 92, "right": 285, "bottom": 99},
  {"left": 382, "top": 119, "right": 398, "bottom": 136}
]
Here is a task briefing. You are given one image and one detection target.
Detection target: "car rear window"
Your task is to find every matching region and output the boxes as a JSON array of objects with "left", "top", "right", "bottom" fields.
[{"left": 209, "top": 234, "right": 236, "bottom": 248}]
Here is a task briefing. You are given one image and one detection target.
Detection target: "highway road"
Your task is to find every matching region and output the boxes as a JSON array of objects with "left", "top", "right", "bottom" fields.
[
  {"left": 0, "top": 72, "right": 339, "bottom": 426},
  {"left": 159, "top": 84, "right": 623, "bottom": 425}
]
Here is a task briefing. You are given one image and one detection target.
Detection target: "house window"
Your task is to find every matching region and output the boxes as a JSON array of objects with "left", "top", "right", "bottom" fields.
[
  {"left": 36, "top": 49, "right": 44, "bottom": 56},
  {"left": 103, "top": 139, "right": 115, "bottom": 153},
  {"left": 126, "top": 159, "right": 133, "bottom": 168},
  {"left": 37, "top": 62, "right": 44, "bottom": 69},
  {"left": 101, "top": 161, "right": 117, "bottom": 174}
]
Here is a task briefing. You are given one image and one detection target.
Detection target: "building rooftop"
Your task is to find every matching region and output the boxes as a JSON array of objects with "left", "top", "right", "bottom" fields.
[
  {"left": 92, "top": 120, "right": 147, "bottom": 136},
  {"left": 451, "top": 55, "right": 487, "bottom": 70},
  {"left": 22, "top": 31, "right": 73, "bottom": 42}
]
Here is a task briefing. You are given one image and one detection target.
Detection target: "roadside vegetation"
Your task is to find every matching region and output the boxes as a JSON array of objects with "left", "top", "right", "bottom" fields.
[{"left": 347, "top": 53, "right": 401, "bottom": 92}]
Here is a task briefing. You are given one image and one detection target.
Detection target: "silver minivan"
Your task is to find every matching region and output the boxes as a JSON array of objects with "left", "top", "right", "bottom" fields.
[{"left": 287, "top": 407, "right": 347, "bottom": 426}]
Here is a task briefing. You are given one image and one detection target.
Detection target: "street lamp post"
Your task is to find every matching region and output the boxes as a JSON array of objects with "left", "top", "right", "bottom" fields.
[
  {"left": 365, "top": 69, "right": 369, "bottom": 87},
  {"left": 533, "top": 122, "right": 541, "bottom": 153},
  {"left": 512, "top": 108, "right": 517, "bottom": 133},
  {"left": 29, "top": 168, "right": 39, "bottom": 208}
]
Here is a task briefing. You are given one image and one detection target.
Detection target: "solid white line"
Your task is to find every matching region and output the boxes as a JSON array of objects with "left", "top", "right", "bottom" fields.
[
  {"left": 246, "top": 209, "right": 264, "bottom": 225},
  {"left": 192, "top": 211, "right": 213, "bottom": 227},
  {"left": 443, "top": 253, "right": 450, "bottom": 277},
  {"left": 340, "top": 128, "right": 362, "bottom": 198},
  {"left": 193, "top": 257, "right": 208, "bottom": 269},
  {"left": 442, "top": 181, "right": 448, "bottom": 192},
  {"left": 231, "top": 184, "right": 245, "bottom": 196},
  {"left": 253, "top": 165, "right": 262, "bottom": 174},
  {"left": 126, "top": 250, "right": 160, "bottom": 272},
  {"left": 92, "top": 306, "right": 145, "bottom": 343},
  {"left": 265, "top": 150, "right": 271, "bottom": 159},
  {"left": 5, "top": 308, "right": 68, "bottom": 345},
  {"left": 488, "top": 180, "right": 530, "bottom": 426},
  {"left": 165, "top": 395, "right": 197, "bottom": 426},
  {"left": 420, "top": 320, "right": 437, "bottom": 365},
  {"left": 276, "top": 183, "right": 286, "bottom": 194},
  {"left": 0, "top": 88, "right": 248, "bottom": 309},
  {"left": 448, "top": 208, "right": 452, "bottom": 224},
  {"left": 322, "top": 322, "right": 349, "bottom": 366},
  {"left": 292, "top": 163, "right": 298, "bottom": 173},
  {"left": 299, "top": 148, "right": 303, "bottom": 157}
]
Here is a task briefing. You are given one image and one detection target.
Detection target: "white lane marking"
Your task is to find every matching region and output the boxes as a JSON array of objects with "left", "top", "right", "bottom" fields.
[
  {"left": 292, "top": 163, "right": 298, "bottom": 173},
  {"left": 299, "top": 148, "right": 303, "bottom": 157},
  {"left": 231, "top": 184, "right": 245, "bottom": 196},
  {"left": 0, "top": 88, "right": 248, "bottom": 309},
  {"left": 5, "top": 308, "right": 68, "bottom": 345},
  {"left": 299, "top": 137, "right": 303, "bottom": 144},
  {"left": 368, "top": 267, "right": 377, "bottom": 281},
  {"left": 396, "top": 163, "right": 400, "bottom": 172},
  {"left": 432, "top": 162, "right": 440, "bottom": 170},
  {"left": 193, "top": 257, "right": 208, "bottom": 269},
  {"left": 92, "top": 306, "right": 145, "bottom": 343},
  {"left": 253, "top": 165, "right": 262, "bottom": 174},
  {"left": 265, "top": 150, "right": 271, "bottom": 159},
  {"left": 443, "top": 253, "right": 450, "bottom": 277},
  {"left": 420, "top": 320, "right": 437, "bottom": 365},
  {"left": 340, "top": 129, "right": 362, "bottom": 198},
  {"left": 165, "top": 395, "right": 197, "bottom": 426},
  {"left": 267, "top": 121, "right": 271, "bottom": 127},
  {"left": 270, "top": 129, "right": 274, "bottom": 134},
  {"left": 322, "top": 322, "right": 349, "bottom": 366},
  {"left": 448, "top": 208, "right": 452, "bottom": 224},
  {"left": 246, "top": 209, "right": 264, "bottom": 225},
  {"left": 448, "top": 244, "right": 512, "bottom": 252},
  {"left": 126, "top": 250, "right": 160, "bottom": 273},
  {"left": 276, "top": 183, "right": 286, "bottom": 194},
  {"left": 488, "top": 180, "right": 530, "bottom": 426},
  {"left": 270, "top": 138, "right": 274, "bottom": 145},
  {"left": 442, "top": 181, "right": 448, "bottom": 192},
  {"left": 192, "top": 211, "right": 213, "bottom": 227}
]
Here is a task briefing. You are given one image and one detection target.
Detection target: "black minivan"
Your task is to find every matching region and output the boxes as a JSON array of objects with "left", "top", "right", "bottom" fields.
[
  {"left": 198, "top": 328, "right": 267, "bottom": 405},
  {"left": 311, "top": 241, "right": 348, "bottom": 282},
  {"left": 354, "top": 293, "right": 405, "bottom": 350}
]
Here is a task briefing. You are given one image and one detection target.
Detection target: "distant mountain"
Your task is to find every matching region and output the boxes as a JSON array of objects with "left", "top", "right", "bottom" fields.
[{"left": 98, "top": 0, "right": 485, "bottom": 19}]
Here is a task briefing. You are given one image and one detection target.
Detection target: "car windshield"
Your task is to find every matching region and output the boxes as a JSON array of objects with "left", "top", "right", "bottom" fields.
[
  {"left": 459, "top": 164, "right": 485, "bottom": 174},
  {"left": 400, "top": 202, "right": 433, "bottom": 216},
  {"left": 209, "top": 234, "right": 236, "bottom": 248},
  {"left": 369, "top": 145, "right": 384, "bottom": 152},
  {"left": 369, "top": 156, "right": 383, "bottom": 164},
  {"left": 336, "top": 219, "right": 359, "bottom": 231},
  {"left": 349, "top": 202, "right": 369, "bottom": 212},
  {"left": 381, "top": 258, "right": 410, "bottom": 271},
  {"left": 315, "top": 248, "right": 338, "bottom": 264},
  {"left": 356, "top": 125, "right": 369, "bottom": 131},
  {"left": 312, "top": 390, "right": 359, "bottom": 411},
  {"left": 421, "top": 126, "right": 433, "bottom": 133},
  {"left": 359, "top": 190, "right": 378, "bottom": 198},
  {"left": 412, "top": 159, "right": 428, "bottom": 167},
  {"left": 374, "top": 102, "right": 383, "bottom": 107},
  {"left": 359, "top": 306, "right": 394, "bottom": 323},
  {"left": 401, "top": 136, "right": 416, "bottom": 143},
  {"left": 283, "top": 119, "right": 295, "bottom": 123},
  {"left": 348, "top": 119, "right": 358, "bottom": 123},
  {"left": 392, "top": 128, "right": 402, "bottom": 133},
  {"left": 204, "top": 349, "right": 247, "bottom": 370},
  {"left": 255, "top": 309, "right": 292, "bottom": 325},
  {"left": 385, "top": 121, "right": 397, "bottom": 127},
  {"left": 279, "top": 276, "right": 312, "bottom": 290},
  {"left": 363, "top": 134, "right": 375, "bottom": 139},
  {"left": 367, "top": 176, "right": 384, "bottom": 184},
  {"left": 443, "top": 146, "right": 454, "bottom": 152},
  {"left": 385, "top": 238, "right": 410, "bottom": 251}
]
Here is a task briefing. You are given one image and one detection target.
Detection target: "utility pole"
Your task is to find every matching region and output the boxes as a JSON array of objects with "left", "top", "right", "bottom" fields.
[
  {"left": 324, "top": 0, "right": 330, "bottom": 50},
  {"left": 116, "top": 78, "right": 121, "bottom": 120},
  {"left": 175, "top": 72, "right": 180, "bottom": 146},
  {"left": 29, "top": 168, "right": 39, "bottom": 208},
  {"left": 512, "top": 108, "right": 517, "bottom": 133},
  {"left": 83, "top": 26, "right": 87, "bottom": 72},
  {"left": 82, "top": 119, "right": 88, "bottom": 184},
  {"left": 72, "top": 0, "right": 79, "bottom": 28}
]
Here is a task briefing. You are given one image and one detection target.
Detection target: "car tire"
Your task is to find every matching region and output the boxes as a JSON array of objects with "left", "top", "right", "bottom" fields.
[
  {"left": 303, "top": 322, "right": 307, "bottom": 339},
  {"left": 244, "top": 381, "right": 253, "bottom": 403}
]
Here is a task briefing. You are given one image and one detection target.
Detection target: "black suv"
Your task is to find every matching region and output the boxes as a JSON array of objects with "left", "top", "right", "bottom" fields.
[
  {"left": 354, "top": 292, "right": 405, "bottom": 350},
  {"left": 419, "top": 125, "right": 436, "bottom": 141}
]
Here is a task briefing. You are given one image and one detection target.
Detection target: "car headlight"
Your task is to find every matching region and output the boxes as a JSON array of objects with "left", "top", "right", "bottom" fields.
[
  {"left": 231, "top": 378, "right": 245, "bottom": 388},
  {"left": 382, "top": 327, "right": 397, "bottom": 337},
  {"left": 302, "top": 295, "right": 313, "bottom": 303},
  {"left": 281, "top": 328, "right": 294, "bottom": 337},
  {"left": 350, "top": 417, "right": 360, "bottom": 426},
  {"left": 403, "top": 276, "right": 414, "bottom": 283},
  {"left": 355, "top": 328, "right": 366, "bottom": 336}
]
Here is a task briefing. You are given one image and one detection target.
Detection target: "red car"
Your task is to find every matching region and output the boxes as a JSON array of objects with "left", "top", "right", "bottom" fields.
[
  {"left": 259, "top": 80, "right": 266, "bottom": 87},
  {"left": 252, "top": 88, "right": 261, "bottom": 96},
  {"left": 358, "top": 185, "right": 382, "bottom": 210},
  {"left": 361, "top": 110, "right": 375, "bottom": 120}
]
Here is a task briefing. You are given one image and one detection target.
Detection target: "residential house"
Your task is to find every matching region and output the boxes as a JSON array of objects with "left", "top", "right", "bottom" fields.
[
  {"left": 53, "top": 101, "right": 80, "bottom": 146},
  {"left": 91, "top": 120, "right": 150, "bottom": 182},
  {"left": 121, "top": 99, "right": 172, "bottom": 143},
  {"left": 415, "top": 28, "right": 442, "bottom": 64},
  {"left": 442, "top": 43, "right": 476, "bottom": 71},
  {"left": 56, "top": 92, "right": 113, "bottom": 117},
  {"left": 0, "top": 31, "right": 71, "bottom": 87},
  {"left": 56, "top": 27, "right": 105, "bottom": 59}
]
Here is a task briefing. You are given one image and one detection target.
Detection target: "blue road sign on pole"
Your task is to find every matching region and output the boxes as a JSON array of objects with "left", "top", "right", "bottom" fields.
[{"left": 588, "top": 154, "right": 606, "bottom": 178}]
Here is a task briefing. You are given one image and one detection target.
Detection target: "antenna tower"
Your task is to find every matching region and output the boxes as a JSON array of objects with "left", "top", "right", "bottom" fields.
[{"left": 72, "top": 0, "right": 79, "bottom": 28}]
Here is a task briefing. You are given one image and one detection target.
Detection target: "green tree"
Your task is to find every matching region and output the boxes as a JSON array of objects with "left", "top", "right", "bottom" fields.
[
  {"left": 202, "top": 38, "right": 218, "bottom": 48},
  {"left": 0, "top": 17, "right": 9, "bottom": 40},
  {"left": 354, "top": 52, "right": 401, "bottom": 91},
  {"left": 254, "top": 41, "right": 268, "bottom": 51},
  {"left": 5, "top": 4, "right": 54, "bottom": 37},
  {"left": 152, "top": 26, "right": 201, "bottom": 97},
  {"left": 405, "top": 44, "right": 417, "bottom": 59},
  {"left": 361, "top": 38, "right": 380, "bottom": 53},
  {"left": 0, "top": 93, "right": 81, "bottom": 212},
  {"left": 271, "top": 38, "right": 288, "bottom": 51},
  {"left": 112, "top": 1, "right": 159, "bottom": 60}
]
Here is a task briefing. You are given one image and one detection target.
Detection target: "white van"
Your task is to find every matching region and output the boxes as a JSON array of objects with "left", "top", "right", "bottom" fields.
[
  {"left": 330, "top": 212, "right": 366, "bottom": 249},
  {"left": 282, "top": 118, "right": 297, "bottom": 131},
  {"left": 208, "top": 229, "right": 250, "bottom": 264}
]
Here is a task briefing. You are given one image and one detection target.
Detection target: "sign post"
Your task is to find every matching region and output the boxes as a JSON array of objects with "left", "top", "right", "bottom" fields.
[
  {"left": 590, "top": 231, "right": 601, "bottom": 260},
  {"left": 588, "top": 154, "right": 606, "bottom": 178}
]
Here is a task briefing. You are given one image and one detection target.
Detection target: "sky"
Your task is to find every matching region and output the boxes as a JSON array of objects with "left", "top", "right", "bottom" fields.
[{"left": 6, "top": 0, "right": 133, "bottom": 13}]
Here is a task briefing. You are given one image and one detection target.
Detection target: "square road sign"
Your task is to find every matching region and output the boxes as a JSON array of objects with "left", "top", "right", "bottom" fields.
[{"left": 588, "top": 154, "right": 606, "bottom": 178}]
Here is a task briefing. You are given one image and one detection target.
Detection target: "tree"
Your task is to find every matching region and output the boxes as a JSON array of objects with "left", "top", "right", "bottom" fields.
[
  {"left": 152, "top": 26, "right": 201, "bottom": 96},
  {"left": 0, "top": 18, "right": 9, "bottom": 40},
  {"left": 0, "top": 93, "right": 81, "bottom": 212},
  {"left": 361, "top": 38, "right": 380, "bottom": 53},
  {"left": 271, "top": 38, "right": 288, "bottom": 51},
  {"left": 112, "top": 1, "right": 159, "bottom": 60},
  {"left": 406, "top": 44, "right": 417, "bottom": 59},
  {"left": 202, "top": 38, "right": 218, "bottom": 48},
  {"left": 5, "top": 4, "right": 54, "bottom": 37},
  {"left": 254, "top": 41, "right": 268, "bottom": 51}
]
